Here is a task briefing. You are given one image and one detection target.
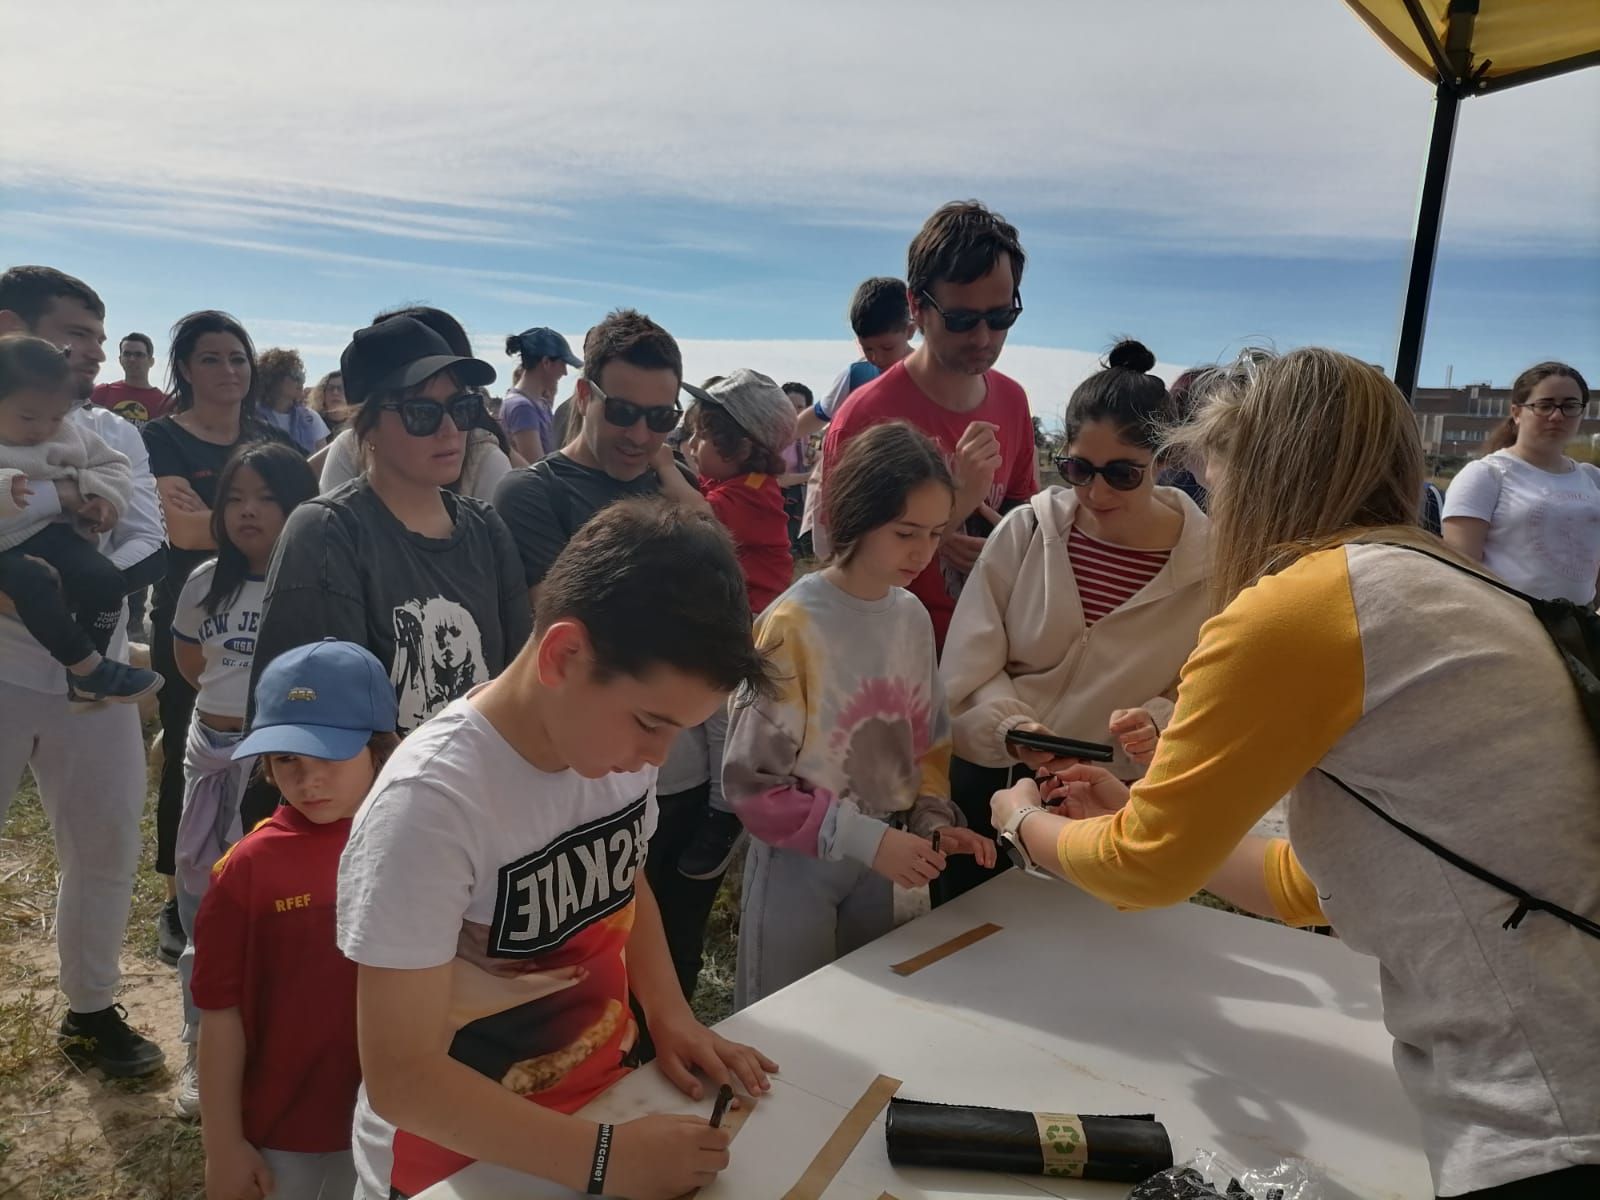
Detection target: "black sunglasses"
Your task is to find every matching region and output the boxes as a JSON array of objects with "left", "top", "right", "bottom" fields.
[
  {"left": 1054, "top": 454, "right": 1148, "bottom": 492},
  {"left": 919, "top": 290, "right": 1023, "bottom": 334},
  {"left": 590, "top": 380, "right": 681, "bottom": 434},
  {"left": 377, "top": 392, "right": 484, "bottom": 437}
]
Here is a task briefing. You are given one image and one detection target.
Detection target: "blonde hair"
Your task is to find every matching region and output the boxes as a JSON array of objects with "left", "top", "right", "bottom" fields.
[{"left": 1166, "top": 347, "right": 1424, "bottom": 606}]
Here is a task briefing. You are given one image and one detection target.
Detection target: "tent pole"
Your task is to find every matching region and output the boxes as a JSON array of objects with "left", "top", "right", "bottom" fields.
[{"left": 1393, "top": 81, "right": 1461, "bottom": 401}]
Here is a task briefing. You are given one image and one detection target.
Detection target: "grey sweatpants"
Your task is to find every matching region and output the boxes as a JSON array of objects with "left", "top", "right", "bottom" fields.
[
  {"left": 0, "top": 678, "right": 145, "bottom": 1013},
  {"left": 259, "top": 1146, "right": 355, "bottom": 1200},
  {"left": 735, "top": 837, "right": 894, "bottom": 1010}
]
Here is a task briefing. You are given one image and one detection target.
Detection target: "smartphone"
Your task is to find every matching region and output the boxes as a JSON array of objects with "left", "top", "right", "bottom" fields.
[{"left": 1003, "top": 729, "right": 1116, "bottom": 763}]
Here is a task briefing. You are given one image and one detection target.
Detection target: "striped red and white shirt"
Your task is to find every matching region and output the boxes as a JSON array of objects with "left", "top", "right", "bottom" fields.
[{"left": 1067, "top": 524, "right": 1171, "bottom": 625}]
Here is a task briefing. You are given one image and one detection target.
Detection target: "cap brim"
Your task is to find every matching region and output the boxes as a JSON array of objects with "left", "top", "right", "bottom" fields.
[
  {"left": 561, "top": 349, "right": 583, "bottom": 368},
  {"left": 232, "top": 724, "right": 371, "bottom": 763},
  {"left": 369, "top": 354, "right": 497, "bottom": 398},
  {"left": 680, "top": 381, "right": 714, "bottom": 406}
]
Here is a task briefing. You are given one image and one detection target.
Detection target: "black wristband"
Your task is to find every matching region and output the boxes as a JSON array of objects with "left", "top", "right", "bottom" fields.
[{"left": 587, "top": 1122, "right": 613, "bottom": 1195}]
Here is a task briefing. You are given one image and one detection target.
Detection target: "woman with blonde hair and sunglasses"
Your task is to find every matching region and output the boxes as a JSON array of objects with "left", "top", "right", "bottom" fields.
[
  {"left": 937, "top": 339, "right": 1211, "bottom": 900},
  {"left": 988, "top": 348, "right": 1599, "bottom": 1200}
]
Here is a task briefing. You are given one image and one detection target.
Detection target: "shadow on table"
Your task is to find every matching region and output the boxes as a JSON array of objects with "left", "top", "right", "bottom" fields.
[{"left": 829, "top": 896, "right": 1422, "bottom": 1194}]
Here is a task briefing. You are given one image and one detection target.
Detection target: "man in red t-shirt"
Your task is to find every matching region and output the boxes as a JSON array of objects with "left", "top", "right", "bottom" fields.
[
  {"left": 90, "top": 332, "right": 171, "bottom": 424},
  {"left": 821, "top": 201, "right": 1037, "bottom": 650}
]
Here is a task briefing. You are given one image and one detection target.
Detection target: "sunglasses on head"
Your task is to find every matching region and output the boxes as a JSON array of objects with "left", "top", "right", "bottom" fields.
[
  {"left": 1054, "top": 454, "right": 1148, "bottom": 491},
  {"left": 919, "top": 290, "right": 1023, "bottom": 334},
  {"left": 589, "top": 380, "right": 681, "bottom": 434},
  {"left": 377, "top": 392, "right": 484, "bottom": 437}
]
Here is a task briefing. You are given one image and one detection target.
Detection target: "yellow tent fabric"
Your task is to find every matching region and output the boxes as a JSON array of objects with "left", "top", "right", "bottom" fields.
[{"left": 1343, "top": 0, "right": 1600, "bottom": 92}]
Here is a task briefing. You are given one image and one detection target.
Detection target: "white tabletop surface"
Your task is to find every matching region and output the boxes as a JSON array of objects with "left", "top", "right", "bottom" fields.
[{"left": 416, "top": 872, "right": 1432, "bottom": 1200}]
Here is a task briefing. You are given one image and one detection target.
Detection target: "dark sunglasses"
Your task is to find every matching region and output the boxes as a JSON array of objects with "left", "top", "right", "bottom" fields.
[
  {"left": 1054, "top": 454, "right": 1148, "bottom": 492},
  {"left": 377, "top": 392, "right": 484, "bottom": 437},
  {"left": 590, "top": 380, "right": 681, "bottom": 434},
  {"left": 919, "top": 290, "right": 1023, "bottom": 334}
]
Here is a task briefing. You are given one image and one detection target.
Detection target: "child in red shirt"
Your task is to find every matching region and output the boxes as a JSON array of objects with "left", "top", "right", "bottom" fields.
[
  {"left": 191, "top": 639, "right": 399, "bottom": 1200},
  {"left": 686, "top": 370, "right": 799, "bottom": 617}
]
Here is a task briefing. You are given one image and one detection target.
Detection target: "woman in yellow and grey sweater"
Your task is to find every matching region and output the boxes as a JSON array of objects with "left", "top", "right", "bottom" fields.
[{"left": 990, "top": 348, "right": 1599, "bottom": 1200}]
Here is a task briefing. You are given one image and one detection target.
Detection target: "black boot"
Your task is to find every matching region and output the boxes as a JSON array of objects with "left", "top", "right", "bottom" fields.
[{"left": 58, "top": 1004, "right": 166, "bottom": 1078}]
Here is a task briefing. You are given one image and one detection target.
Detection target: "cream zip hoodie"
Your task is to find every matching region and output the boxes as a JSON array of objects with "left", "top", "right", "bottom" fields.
[{"left": 941, "top": 485, "right": 1210, "bottom": 778}]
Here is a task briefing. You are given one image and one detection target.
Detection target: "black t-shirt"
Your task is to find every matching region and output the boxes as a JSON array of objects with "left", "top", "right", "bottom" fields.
[
  {"left": 142, "top": 415, "right": 298, "bottom": 614},
  {"left": 251, "top": 479, "right": 533, "bottom": 733},
  {"left": 492, "top": 452, "right": 694, "bottom": 588}
]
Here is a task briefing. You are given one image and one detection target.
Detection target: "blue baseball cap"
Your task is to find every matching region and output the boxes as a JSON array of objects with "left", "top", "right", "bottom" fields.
[
  {"left": 512, "top": 327, "right": 582, "bottom": 368},
  {"left": 233, "top": 639, "right": 398, "bottom": 762}
]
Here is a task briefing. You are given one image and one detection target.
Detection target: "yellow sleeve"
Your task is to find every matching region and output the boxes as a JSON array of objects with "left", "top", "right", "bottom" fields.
[
  {"left": 1265, "top": 839, "right": 1327, "bottom": 927},
  {"left": 1056, "top": 548, "right": 1365, "bottom": 913}
]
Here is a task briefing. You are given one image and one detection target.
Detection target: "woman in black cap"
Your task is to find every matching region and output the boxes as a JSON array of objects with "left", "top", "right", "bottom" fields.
[
  {"left": 250, "top": 316, "right": 531, "bottom": 733},
  {"left": 502, "top": 326, "right": 582, "bottom": 463}
]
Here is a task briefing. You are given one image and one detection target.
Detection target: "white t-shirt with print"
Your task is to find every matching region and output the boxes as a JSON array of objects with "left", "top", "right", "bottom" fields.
[
  {"left": 337, "top": 697, "right": 658, "bottom": 1200},
  {"left": 1443, "top": 451, "right": 1600, "bottom": 605},
  {"left": 171, "top": 561, "right": 265, "bottom": 719}
]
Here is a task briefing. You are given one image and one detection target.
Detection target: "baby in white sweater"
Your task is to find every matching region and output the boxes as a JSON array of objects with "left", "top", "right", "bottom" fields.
[{"left": 0, "top": 334, "right": 162, "bottom": 704}]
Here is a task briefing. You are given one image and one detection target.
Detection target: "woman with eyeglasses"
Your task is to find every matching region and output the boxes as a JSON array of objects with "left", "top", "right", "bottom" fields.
[
  {"left": 937, "top": 341, "right": 1210, "bottom": 899},
  {"left": 1442, "top": 361, "right": 1599, "bottom": 606},
  {"left": 256, "top": 347, "right": 329, "bottom": 454},
  {"left": 250, "top": 315, "right": 531, "bottom": 733}
]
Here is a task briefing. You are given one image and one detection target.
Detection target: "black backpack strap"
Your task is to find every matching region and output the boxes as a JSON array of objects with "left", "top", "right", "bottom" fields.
[{"left": 1319, "top": 770, "right": 1600, "bottom": 939}]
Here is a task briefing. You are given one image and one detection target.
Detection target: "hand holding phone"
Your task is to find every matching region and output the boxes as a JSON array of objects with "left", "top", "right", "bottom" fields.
[{"left": 1004, "top": 725, "right": 1116, "bottom": 771}]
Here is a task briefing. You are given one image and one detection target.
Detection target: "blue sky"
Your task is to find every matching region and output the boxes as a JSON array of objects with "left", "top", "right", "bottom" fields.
[{"left": 3, "top": 0, "right": 1595, "bottom": 416}]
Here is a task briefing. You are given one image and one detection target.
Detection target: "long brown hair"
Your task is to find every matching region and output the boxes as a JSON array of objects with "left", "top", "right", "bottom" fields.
[
  {"left": 1166, "top": 348, "right": 1424, "bottom": 607},
  {"left": 1485, "top": 361, "right": 1590, "bottom": 453}
]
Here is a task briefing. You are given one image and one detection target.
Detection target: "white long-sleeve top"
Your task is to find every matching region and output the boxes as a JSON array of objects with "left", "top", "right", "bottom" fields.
[
  {"left": 940, "top": 485, "right": 1211, "bottom": 778},
  {"left": 0, "top": 418, "right": 132, "bottom": 552},
  {"left": 0, "top": 404, "right": 165, "bottom": 692}
]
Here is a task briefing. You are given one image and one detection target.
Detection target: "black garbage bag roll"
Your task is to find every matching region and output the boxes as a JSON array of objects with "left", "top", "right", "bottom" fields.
[{"left": 885, "top": 1097, "right": 1174, "bottom": 1183}]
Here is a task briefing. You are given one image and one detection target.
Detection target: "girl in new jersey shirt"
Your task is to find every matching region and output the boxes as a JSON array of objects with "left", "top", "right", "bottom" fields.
[{"left": 192, "top": 640, "right": 399, "bottom": 1200}]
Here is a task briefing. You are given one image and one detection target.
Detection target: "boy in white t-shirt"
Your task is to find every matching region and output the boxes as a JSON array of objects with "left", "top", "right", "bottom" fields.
[{"left": 338, "top": 498, "right": 780, "bottom": 1200}]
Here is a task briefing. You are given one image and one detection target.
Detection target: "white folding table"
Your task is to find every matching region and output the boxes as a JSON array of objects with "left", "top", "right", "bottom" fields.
[{"left": 416, "top": 871, "right": 1432, "bottom": 1199}]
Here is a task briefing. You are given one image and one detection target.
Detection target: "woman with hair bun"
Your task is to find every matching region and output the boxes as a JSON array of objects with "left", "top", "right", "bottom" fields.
[{"left": 938, "top": 339, "right": 1211, "bottom": 900}]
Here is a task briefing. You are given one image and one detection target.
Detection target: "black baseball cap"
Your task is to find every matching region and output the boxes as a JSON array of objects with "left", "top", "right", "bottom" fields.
[
  {"left": 341, "top": 316, "right": 496, "bottom": 407},
  {"left": 512, "top": 326, "right": 582, "bottom": 368}
]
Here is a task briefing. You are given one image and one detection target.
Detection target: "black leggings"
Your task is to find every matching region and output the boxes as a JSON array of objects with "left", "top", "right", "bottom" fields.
[
  {"left": 0, "top": 524, "right": 125, "bottom": 668},
  {"left": 1445, "top": 1165, "right": 1600, "bottom": 1198},
  {"left": 931, "top": 756, "right": 1028, "bottom": 906},
  {"left": 149, "top": 601, "right": 197, "bottom": 878}
]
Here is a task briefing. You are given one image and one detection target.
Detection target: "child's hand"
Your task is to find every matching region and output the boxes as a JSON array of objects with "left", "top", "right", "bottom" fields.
[
  {"left": 872, "top": 826, "right": 946, "bottom": 888},
  {"left": 77, "top": 496, "right": 117, "bottom": 534},
  {"left": 6, "top": 475, "right": 31, "bottom": 507},
  {"left": 203, "top": 1135, "right": 273, "bottom": 1200},
  {"left": 932, "top": 825, "right": 997, "bottom": 869},
  {"left": 609, "top": 1114, "right": 733, "bottom": 1200},
  {"left": 1108, "top": 708, "right": 1159, "bottom": 765},
  {"left": 648, "top": 1008, "right": 776, "bottom": 1101}
]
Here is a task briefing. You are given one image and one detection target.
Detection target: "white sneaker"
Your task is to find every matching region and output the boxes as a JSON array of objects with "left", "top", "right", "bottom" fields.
[{"left": 173, "top": 1043, "right": 200, "bottom": 1120}]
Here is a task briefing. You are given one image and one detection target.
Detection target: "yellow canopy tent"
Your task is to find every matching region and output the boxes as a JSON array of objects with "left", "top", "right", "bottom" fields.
[{"left": 1340, "top": 0, "right": 1600, "bottom": 396}]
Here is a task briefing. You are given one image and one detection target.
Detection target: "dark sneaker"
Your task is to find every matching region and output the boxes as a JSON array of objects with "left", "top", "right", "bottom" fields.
[
  {"left": 66, "top": 658, "right": 163, "bottom": 706},
  {"left": 58, "top": 1004, "right": 166, "bottom": 1079},
  {"left": 678, "top": 809, "right": 746, "bottom": 880},
  {"left": 156, "top": 897, "right": 185, "bottom": 968}
]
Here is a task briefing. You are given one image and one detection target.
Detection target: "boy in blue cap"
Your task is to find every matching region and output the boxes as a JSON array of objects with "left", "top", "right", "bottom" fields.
[{"left": 191, "top": 639, "right": 400, "bottom": 1200}]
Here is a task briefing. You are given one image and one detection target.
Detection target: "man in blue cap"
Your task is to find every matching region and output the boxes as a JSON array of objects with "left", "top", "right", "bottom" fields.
[{"left": 501, "top": 327, "right": 582, "bottom": 463}]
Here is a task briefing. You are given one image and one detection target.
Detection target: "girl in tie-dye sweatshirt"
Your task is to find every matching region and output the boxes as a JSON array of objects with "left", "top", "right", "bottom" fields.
[{"left": 723, "top": 422, "right": 996, "bottom": 1008}]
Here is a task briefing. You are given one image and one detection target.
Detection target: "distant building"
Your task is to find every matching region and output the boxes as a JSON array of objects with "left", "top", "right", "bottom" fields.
[{"left": 1413, "top": 383, "right": 1600, "bottom": 459}]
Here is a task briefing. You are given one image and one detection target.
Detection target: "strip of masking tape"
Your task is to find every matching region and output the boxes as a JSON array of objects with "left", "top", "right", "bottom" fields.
[
  {"left": 889, "top": 922, "right": 1003, "bottom": 976},
  {"left": 781, "top": 1074, "right": 903, "bottom": 1200},
  {"left": 678, "top": 1094, "right": 759, "bottom": 1199}
]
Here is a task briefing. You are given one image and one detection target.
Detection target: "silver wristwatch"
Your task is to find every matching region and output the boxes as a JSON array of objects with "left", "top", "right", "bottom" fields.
[{"left": 998, "top": 804, "right": 1053, "bottom": 879}]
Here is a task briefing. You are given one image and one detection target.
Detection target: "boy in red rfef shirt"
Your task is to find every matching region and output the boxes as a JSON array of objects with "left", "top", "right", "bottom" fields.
[
  {"left": 685, "top": 370, "right": 800, "bottom": 616},
  {"left": 191, "top": 640, "right": 400, "bottom": 1200}
]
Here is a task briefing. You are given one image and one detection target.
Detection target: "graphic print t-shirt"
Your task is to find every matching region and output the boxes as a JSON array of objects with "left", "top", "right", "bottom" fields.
[
  {"left": 171, "top": 560, "right": 265, "bottom": 719},
  {"left": 338, "top": 700, "right": 658, "bottom": 1199},
  {"left": 821, "top": 361, "right": 1038, "bottom": 648},
  {"left": 251, "top": 479, "right": 533, "bottom": 731}
]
